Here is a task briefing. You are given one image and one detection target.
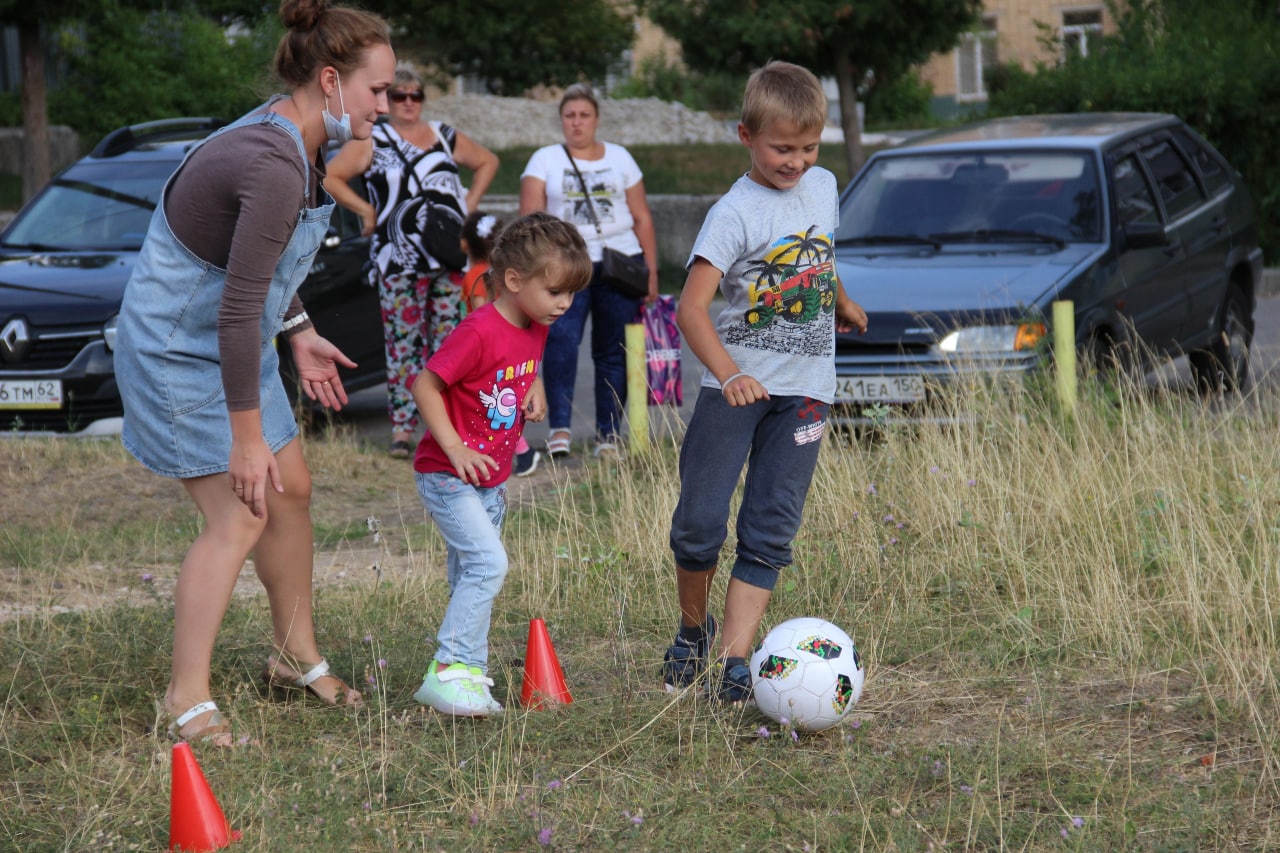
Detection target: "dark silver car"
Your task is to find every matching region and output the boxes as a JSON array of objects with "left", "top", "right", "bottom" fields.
[
  {"left": 833, "top": 113, "right": 1263, "bottom": 416},
  {"left": 0, "top": 118, "right": 383, "bottom": 434}
]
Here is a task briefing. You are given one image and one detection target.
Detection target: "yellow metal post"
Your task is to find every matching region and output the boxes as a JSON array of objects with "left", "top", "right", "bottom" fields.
[
  {"left": 625, "top": 323, "right": 649, "bottom": 451},
  {"left": 1052, "top": 300, "right": 1076, "bottom": 415}
]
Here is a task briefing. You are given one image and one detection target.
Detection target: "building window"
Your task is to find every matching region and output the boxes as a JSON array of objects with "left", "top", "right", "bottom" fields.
[
  {"left": 956, "top": 17, "right": 998, "bottom": 102},
  {"left": 1062, "top": 9, "right": 1103, "bottom": 59}
]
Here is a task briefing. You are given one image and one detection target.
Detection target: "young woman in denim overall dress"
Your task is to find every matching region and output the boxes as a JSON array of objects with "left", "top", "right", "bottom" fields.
[{"left": 114, "top": 0, "right": 394, "bottom": 746}]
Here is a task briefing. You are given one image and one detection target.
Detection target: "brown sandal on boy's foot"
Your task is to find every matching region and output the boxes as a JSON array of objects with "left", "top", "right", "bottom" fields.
[
  {"left": 263, "top": 657, "right": 363, "bottom": 707},
  {"left": 163, "top": 700, "right": 236, "bottom": 747}
]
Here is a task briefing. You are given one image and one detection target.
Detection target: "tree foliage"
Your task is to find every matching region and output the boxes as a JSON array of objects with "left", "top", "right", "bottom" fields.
[
  {"left": 986, "top": 0, "right": 1280, "bottom": 258},
  {"left": 609, "top": 55, "right": 744, "bottom": 116},
  {"left": 380, "top": 0, "right": 635, "bottom": 95},
  {"left": 49, "top": 6, "right": 278, "bottom": 146},
  {"left": 642, "top": 0, "right": 982, "bottom": 174},
  {"left": 0, "top": 0, "right": 276, "bottom": 198}
]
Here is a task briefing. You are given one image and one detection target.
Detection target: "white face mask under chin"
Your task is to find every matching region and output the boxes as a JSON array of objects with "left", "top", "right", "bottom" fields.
[{"left": 323, "top": 74, "right": 353, "bottom": 144}]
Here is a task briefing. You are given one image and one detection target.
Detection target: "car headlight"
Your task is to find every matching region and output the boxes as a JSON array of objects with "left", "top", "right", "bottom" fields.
[
  {"left": 103, "top": 314, "right": 119, "bottom": 351},
  {"left": 937, "top": 323, "right": 1046, "bottom": 354}
]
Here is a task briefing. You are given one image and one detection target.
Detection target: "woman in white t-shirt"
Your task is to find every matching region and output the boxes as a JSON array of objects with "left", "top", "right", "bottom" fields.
[{"left": 519, "top": 83, "right": 659, "bottom": 457}]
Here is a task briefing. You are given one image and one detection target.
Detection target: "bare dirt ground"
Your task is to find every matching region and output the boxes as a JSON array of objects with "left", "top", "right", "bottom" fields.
[{"left": 0, "top": 434, "right": 580, "bottom": 623}]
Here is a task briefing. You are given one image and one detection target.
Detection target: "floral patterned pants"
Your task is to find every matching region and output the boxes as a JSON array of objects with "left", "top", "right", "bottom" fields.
[{"left": 379, "top": 268, "right": 463, "bottom": 433}]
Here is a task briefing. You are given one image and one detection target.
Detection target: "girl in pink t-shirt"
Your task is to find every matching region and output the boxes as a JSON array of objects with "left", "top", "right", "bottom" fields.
[
  {"left": 409, "top": 212, "right": 592, "bottom": 717},
  {"left": 460, "top": 211, "right": 543, "bottom": 474}
]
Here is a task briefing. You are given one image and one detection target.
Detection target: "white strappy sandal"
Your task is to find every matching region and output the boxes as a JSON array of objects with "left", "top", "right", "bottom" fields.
[
  {"left": 546, "top": 429, "right": 571, "bottom": 458},
  {"left": 263, "top": 657, "right": 362, "bottom": 706},
  {"left": 164, "top": 700, "right": 232, "bottom": 744}
]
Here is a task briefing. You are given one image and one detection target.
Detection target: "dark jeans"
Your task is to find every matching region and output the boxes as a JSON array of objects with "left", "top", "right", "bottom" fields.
[
  {"left": 543, "top": 260, "right": 643, "bottom": 441},
  {"left": 670, "top": 388, "right": 829, "bottom": 591}
]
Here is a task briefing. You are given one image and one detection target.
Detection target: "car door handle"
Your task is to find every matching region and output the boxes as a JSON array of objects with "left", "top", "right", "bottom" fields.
[{"left": 1210, "top": 215, "right": 1229, "bottom": 233}]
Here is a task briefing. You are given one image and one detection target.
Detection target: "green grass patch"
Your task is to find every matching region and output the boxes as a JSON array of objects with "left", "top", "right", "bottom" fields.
[{"left": 4, "top": 367, "right": 1280, "bottom": 848}]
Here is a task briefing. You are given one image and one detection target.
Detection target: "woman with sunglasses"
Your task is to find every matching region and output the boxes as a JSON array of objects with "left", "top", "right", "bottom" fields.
[{"left": 326, "top": 64, "right": 499, "bottom": 458}]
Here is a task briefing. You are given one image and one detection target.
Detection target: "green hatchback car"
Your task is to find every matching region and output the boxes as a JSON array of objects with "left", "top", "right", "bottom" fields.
[{"left": 832, "top": 113, "right": 1263, "bottom": 415}]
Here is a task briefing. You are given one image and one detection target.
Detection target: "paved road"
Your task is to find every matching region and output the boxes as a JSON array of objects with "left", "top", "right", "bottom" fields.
[{"left": 326, "top": 294, "right": 1280, "bottom": 451}]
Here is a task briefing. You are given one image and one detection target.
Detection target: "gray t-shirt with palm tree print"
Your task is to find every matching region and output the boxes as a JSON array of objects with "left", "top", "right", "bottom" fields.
[{"left": 687, "top": 167, "right": 841, "bottom": 402}]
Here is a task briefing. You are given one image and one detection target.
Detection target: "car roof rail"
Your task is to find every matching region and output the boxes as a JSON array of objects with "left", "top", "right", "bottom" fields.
[{"left": 90, "top": 117, "right": 228, "bottom": 158}]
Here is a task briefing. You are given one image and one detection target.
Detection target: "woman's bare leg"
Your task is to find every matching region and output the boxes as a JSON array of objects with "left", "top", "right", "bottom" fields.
[
  {"left": 166, "top": 472, "right": 267, "bottom": 742},
  {"left": 253, "top": 439, "right": 360, "bottom": 705}
]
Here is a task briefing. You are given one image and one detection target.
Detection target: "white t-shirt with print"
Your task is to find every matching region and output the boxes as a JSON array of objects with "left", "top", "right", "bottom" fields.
[
  {"left": 687, "top": 167, "right": 841, "bottom": 403},
  {"left": 521, "top": 142, "right": 644, "bottom": 261}
]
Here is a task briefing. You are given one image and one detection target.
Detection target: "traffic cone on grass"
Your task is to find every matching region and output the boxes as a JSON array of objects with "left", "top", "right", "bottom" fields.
[
  {"left": 169, "top": 742, "right": 240, "bottom": 851},
  {"left": 519, "top": 617, "right": 572, "bottom": 708}
]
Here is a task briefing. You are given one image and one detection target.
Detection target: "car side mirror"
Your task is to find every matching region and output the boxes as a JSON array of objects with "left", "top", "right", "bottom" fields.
[{"left": 1122, "top": 221, "right": 1168, "bottom": 249}]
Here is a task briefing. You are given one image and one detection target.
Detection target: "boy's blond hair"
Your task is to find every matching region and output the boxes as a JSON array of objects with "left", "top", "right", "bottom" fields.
[{"left": 741, "top": 61, "right": 827, "bottom": 135}]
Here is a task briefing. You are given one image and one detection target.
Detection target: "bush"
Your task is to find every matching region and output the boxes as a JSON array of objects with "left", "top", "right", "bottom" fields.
[
  {"left": 864, "top": 73, "right": 934, "bottom": 129},
  {"left": 986, "top": 0, "right": 1280, "bottom": 261},
  {"left": 40, "top": 7, "right": 278, "bottom": 149},
  {"left": 611, "top": 54, "right": 745, "bottom": 117}
]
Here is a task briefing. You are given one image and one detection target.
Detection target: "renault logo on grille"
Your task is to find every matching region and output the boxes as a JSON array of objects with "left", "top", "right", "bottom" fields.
[{"left": 1, "top": 317, "right": 33, "bottom": 363}]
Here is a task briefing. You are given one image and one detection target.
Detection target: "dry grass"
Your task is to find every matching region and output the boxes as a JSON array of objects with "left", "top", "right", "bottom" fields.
[{"left": 3, "top": 369, "right": 1280, "bottom": 850}]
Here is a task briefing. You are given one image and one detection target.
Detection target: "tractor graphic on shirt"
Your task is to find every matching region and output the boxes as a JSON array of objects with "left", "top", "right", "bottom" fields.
[{"left": 744, "top": 227, "right": 838, "bottom": 330}]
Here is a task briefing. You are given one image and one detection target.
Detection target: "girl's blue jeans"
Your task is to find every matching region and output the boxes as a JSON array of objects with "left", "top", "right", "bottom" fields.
[{"left": 414, "top": 471, "right": 509, "bottom": 671}]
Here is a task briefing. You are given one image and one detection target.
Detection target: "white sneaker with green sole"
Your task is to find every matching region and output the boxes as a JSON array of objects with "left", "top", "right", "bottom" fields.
[{"left": 414, "top": 662, "right": 500, "bottom": 717}]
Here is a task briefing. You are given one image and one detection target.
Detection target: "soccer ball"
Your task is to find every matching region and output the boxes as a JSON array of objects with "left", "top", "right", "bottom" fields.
[{"left": 750, "top": 617, "right": 864, "bottom": 732}]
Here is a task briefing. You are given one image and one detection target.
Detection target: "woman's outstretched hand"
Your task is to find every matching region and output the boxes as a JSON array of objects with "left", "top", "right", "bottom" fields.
[{"left": 290, "top": 330, "right": 357, "bottom": 410}]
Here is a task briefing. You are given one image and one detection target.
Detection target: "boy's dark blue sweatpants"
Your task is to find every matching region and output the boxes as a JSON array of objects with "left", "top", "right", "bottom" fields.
[{"left": 669, "top": 387, "right": 828, "bottom": 591}]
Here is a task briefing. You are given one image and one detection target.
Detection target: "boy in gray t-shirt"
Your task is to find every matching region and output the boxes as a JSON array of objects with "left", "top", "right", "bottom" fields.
[{"left": 663, "top": 61, "right": 868, "bottom": 701}]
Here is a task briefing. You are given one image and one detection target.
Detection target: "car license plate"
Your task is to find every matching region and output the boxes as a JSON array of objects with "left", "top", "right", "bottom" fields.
[
  {"left": 836, "top": 375, "right": 925, "bottom": 403},
  {"left": 0, "top": 379, "right": 64, "bottom": 409}
]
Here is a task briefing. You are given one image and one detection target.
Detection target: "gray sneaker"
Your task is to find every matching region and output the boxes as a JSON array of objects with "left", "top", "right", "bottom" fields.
[
  {"left": 716, "top": 657, "right": 753, "bottom": 704},
  {"left": 514, "top": 448, "right": 541, "bottom": 477},
  {"left": 414, "top": 662, "right": 499, "bottom": 717},
  {"left": 661, "top": 615, "right": 718, "bottom": 692}
]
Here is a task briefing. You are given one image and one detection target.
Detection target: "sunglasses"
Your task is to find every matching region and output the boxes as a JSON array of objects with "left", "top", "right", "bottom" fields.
[{"left": 389, "top": 90, "right": 425, "bottom": 103}]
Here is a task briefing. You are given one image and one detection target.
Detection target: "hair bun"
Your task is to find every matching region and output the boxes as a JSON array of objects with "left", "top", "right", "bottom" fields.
[{"left": 279, "top": 0, "right": 327, "bottom": 31}]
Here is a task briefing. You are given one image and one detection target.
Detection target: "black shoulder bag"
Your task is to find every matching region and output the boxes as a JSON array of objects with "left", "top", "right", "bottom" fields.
[{"left": 562, "top": 144, "right": 649, "bottom": 298}]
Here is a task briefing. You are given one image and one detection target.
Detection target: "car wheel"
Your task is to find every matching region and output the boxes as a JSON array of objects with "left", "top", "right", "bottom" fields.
[
  {"left": 1189, "top": 285, "right": 1252, "bottom": 395},
  {"left": 1086, "top": 329, "right": 1123, "bottom": 375}
]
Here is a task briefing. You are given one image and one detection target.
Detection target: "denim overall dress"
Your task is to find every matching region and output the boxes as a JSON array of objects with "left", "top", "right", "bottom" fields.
[{"left": 116, "top": 102, "right": 334, "bottom": 478}]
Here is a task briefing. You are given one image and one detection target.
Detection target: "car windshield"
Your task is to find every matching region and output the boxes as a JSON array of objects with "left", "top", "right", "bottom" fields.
[
  {"left": 1, "top": 159, "right": 176, "bottom": 251},
  {"left": 836, "top": 151, "right": 1103, "bottom": 245}
]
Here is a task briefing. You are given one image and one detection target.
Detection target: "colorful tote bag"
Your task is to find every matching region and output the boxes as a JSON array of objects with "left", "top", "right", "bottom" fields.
[{"left": 640, "top": 295, "right": 682, "bottom": 406}]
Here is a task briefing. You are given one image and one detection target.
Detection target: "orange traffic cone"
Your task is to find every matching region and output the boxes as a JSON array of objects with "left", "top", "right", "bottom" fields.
[
  {"left": 169, "top": 742, "right": 240, "bottom": 851},
  {"left": 519, "top": 617, "right": 573, "bottom": 709}
]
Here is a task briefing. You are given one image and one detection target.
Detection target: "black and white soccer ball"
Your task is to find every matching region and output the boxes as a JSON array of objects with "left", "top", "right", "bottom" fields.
[{"left": 750, "top": 617, "right": 864, "bottom": 732}]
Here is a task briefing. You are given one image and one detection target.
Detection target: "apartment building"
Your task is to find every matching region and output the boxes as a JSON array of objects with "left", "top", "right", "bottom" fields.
[{"left": 919, "top": 1, "right": 1118, "bottom": 117}]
